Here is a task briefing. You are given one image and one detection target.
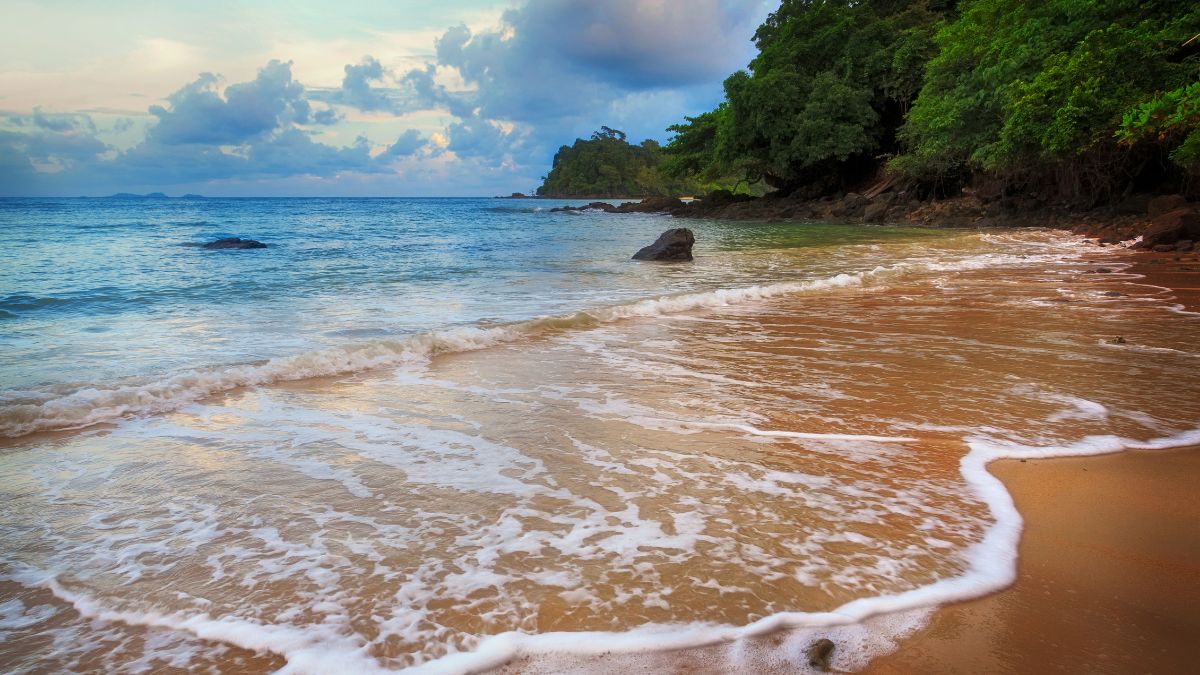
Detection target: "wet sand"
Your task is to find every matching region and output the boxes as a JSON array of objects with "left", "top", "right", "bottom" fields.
[
  {"left": 867, "top": 448, "right": 1200, "bottom": 674},
  {"left": 497, "top": 249, "right": 1200, "bottom": 675},
  {"left": 870, "top": 252, "right": 1200, "bottom": 674}
]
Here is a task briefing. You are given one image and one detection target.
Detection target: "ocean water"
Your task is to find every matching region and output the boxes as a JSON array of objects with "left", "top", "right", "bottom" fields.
[{"left": 1, "top": 198, "right": 1198, "bottom": 672}]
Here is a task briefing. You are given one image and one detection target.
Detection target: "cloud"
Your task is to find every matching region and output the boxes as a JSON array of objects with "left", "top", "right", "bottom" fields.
[
  {"left": 32, "top": 108, "right": 98, "bottom": 134},
  {"left": 0, "top": 0, "right": 771, "bottom": 195},
  {"left": 147, "top": 60, "right": 315, "bottom": 145},
  {"left": 385, "top": 128, "right": 426, "bottom": 156},
  {"left": 379, "top": 0, "right": 768, "bottom": 162},
  {"left": 0, "top": 60, "right": 395, "bottom": 195},
  {"left": 337, "top": 56, "right": 392, "bottom": 112}
]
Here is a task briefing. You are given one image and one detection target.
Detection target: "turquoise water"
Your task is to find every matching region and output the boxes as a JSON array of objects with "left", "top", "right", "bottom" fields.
[{"left": 0, "top": 197, "right": 943, "bottom": 428}]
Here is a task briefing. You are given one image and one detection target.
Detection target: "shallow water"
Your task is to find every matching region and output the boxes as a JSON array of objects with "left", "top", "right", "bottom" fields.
[{"left": 1, "top": 199, "right": 1198, "bottom": 672}]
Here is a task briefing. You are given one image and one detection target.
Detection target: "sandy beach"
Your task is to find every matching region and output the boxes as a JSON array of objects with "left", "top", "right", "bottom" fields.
[
  {"left": 868, "top": 447, "right": 1200, "bottom": 674},
  {"left": 870, "top": 252, "right": 1200, "bottom": 673},
  {"left": 492, "top": 248, "right": 1200, "bottom": 675}
]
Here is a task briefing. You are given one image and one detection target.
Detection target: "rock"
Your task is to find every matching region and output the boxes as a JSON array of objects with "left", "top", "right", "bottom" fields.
[
  {"left": 863, "top": 199, "right": 891, "bottom": 223},
  {"left": 632, "top": 228, "right": 695, "bottom": 261},
  {"left": 1152, "top": 244, "right": 1176, "bottom": 252},
  {"left": 202, "top": 237, "right": 267, "bottom": 250},
  {"left": 550, "top": 201, "right": 617, "bottom": 213},
  {"left": 807, "top": 638, "right": 835, "bottom": 672},
  {"left": 1138, "top": 208, "right": 1200, "bottom": 248},
  {"left": 1176, "top": 239, "right": 1193, "bottom": 251},
  {"left": 700, "top": 189, "right": 754, "bottom": 206},
  {"left": 1108, "top": 336, "right": 1126, "bottom": 345},
  {"left": 1103, "top": 291, "right": 1125, "bottom": 297},
  {"left": 831, "top": 193, "right": 869, "bottom": 218},
  {"left": 1115, "top": 193, "right": 1152, "bottom": 215},
  {"left": 613, "top": 196, "right": 686, "bottom": 214},
  {"left": 1148, "top": 194, "right": 1188, "bottom": 217},
  {"left": 509, "top": 192, "right": 528, "bottom": 198}
]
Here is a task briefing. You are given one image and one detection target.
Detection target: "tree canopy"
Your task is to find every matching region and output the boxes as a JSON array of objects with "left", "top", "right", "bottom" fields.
[
  {"left": 663, "top": 0, "right": 1200, "bottom": 199},
  {"left": 536, "top": 127, "right": 693, "bottom": 197}
]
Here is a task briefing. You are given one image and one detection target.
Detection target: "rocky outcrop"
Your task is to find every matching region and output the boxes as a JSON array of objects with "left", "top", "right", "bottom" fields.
[
  {"left": 1135, "top": 207, "right": 1200, "bottom": 249},
  {"left": 632, "top": 228, "right": 695, "bottom": 261},
  {"left": 203, "top": 237, "right": 268, "bottom": 250},
  {"left": 550, "top": 201, "right": 618, "bottom": 213},
  {"left": 551, "top": 197, "right": 687, "bottom": 214},
  {"left": 1148, "top": 194, "right": 1188, "bottom": 218}
]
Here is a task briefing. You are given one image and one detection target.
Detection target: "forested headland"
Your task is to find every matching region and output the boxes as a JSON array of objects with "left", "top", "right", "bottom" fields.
[
  {"left": 535, "top": 127, "right": 696, "bottom": 198},
  {"left": 539, "top": 1, "right": 1199, "bottom": 205}
]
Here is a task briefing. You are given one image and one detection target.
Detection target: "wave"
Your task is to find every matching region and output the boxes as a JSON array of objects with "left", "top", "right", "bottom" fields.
[
  {"left": 11, "top": 426, "right": 1199, "bottom": 673},
  {"left": 0, "top": 252, "right": 1057, "bottom": 438}
]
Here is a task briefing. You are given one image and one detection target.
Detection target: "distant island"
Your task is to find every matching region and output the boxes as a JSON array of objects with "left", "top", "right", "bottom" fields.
[{"left": 100, "top": 193, "right": 206, "bottom": 199}]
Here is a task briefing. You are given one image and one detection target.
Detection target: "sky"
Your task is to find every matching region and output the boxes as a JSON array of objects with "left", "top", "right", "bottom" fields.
[{"left": 0, "top": 0, "right": 773, "bottom": 197}]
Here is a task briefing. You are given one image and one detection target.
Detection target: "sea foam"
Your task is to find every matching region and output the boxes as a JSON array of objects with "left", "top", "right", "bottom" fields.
[
  {"left": 14, "top": 427, "right": 1199, "bottom": 673},
  {"left": 0, "top": 252, "right": 1060, "bottom": 438}
]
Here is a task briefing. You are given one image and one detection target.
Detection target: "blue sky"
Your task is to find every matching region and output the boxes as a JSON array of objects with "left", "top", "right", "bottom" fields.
[{"left": 0, "top": 1, "right": 772, "bottom": 196}]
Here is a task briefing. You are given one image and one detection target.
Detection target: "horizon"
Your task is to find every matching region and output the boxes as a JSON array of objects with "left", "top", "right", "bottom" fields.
[{"left": 0, "top": 1, "right": 772, "bottom": 198}]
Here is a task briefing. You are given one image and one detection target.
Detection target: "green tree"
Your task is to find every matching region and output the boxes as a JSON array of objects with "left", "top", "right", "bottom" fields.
[{"left": 536, "top": 128, "right": 693, "bottom": 197}]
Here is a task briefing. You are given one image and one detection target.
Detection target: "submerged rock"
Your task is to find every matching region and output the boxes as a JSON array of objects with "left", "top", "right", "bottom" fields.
[
  {"left": 632, "top": 228, "right": 694, "bottom": 261},
  {"left": 202, "top": 237, "right": 268, "bottom": 250},
  {"left": 807, "top": 638, "right": 835, "bottom": 672}
]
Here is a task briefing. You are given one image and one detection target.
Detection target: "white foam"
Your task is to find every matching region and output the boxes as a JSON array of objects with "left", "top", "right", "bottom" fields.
[
  {"left": 13, "top": 422, "right": 1197, "bottom": 673},
  {"left": 0, "top": 252, "right": 1066, "bottom": 438}
]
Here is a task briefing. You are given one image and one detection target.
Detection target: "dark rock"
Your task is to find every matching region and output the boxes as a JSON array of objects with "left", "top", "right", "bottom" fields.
[
  {"left": 202, "top": 237, "right": 268, "bottom": 250},
  {"left": 1148, "top": 194, "right": 1188, "bottom": 217},
  {"left": 1114, "top": 193, "right": 1152, "bottom": 215},
  {"left": 1137, "top": 208, "right": 1200, "bottom": 248},
  {"left": 1108, "top": 336, "right": 1126, "bottom": 345},
  {"left": 632, "top": 228, "right": 695, "bottom": 261},
  {"left": 699, "top": 189, "right": 754, "bottom": 206},
  {"left": 831, "top": 193, "right": 869, "bottom": 218},
  {"left": 550, "top": 201, "right": 618, "bottom": 213},
  {"left": 1103, "top": 291, "right": 1125, "bottom": 297},
  {"left": 510, "top": 192, "right": 528, "bottom": 198},
  {"left": 1152, "top": 244, "right": 1176, "bottom": 252},
  {"left": 1176, "top": 239, "right": 1193, "bottom": 251},
  {"left": 613, "top": 196, "right": 686, "bottom": 214},
  {"left": 863, "top": 199, "right": 891, "bottom": 223},
  {"left": 807, "top": 638, "right": 835, "bottom": 672}
]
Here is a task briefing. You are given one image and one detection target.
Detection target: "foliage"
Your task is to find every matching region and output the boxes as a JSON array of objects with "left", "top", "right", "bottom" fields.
[
  {"left": 536, "top": 127, "right": 694, "bottom": 197},
  {"left": 892, "top": 0, "right": 1200, "bottom": 192},
  {"left": 667, "top": 0, "right": 948, "bottom": 194},
  {"left": 1118, "top": 82, "right": 1200, "bottom": 171},
  {"left": 662, "top": 0, "right": 1200, "bottom": 198}
]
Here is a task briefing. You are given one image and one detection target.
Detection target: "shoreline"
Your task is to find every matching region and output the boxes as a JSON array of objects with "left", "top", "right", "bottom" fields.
[
  {"left": 5, "top": 222, "right": 1198, "bottom": 673},
  {"left": 865, "top": 447, "right": 1200, "bottom": 674},
  {"left": 491, "top": 249, "right": 1200, "bottom": 674}
]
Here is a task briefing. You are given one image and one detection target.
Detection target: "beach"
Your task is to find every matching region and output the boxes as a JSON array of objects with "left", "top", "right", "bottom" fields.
[
  {"left": 499, "top": 251, "right": 1200, "bottom": 674},
  {"left": 866, "top": 253, "right": 1200, "bottom": 674},
  {"left": 868, "top": 447, "right": 1200, "bottom": 674},
  {"left": 3, "top": 198, "right": 1199, "bottom": 673}
]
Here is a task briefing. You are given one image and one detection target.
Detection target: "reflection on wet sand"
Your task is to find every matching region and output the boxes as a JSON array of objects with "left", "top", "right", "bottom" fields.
[{"left": 2, "top": 234, "right": 1198, "bottom": 673}]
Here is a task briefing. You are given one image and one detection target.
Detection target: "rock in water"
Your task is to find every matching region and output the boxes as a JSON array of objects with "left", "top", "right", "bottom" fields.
[
  {"left": 807, "top": 638, "right": 835, "bottom": 671},
  {"left": 202, "top": 237, "right": 268, "bottom": 250},
  {"left": 631, "top": 228, "right": 695, "bottom": 261}
]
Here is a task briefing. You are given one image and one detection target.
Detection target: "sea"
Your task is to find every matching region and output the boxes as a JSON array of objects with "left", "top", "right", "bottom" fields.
[{"left": 1, "top": 197, "right": 1198, "bottom": 672}]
